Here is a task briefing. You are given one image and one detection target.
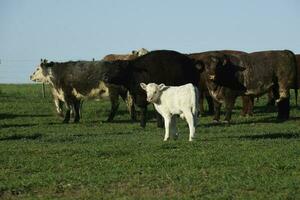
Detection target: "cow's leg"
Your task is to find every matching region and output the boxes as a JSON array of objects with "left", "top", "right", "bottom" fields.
[
  {"left": 184, "top": 111, "right": 195, "bottom": 141},
  {"left": 121, "top": 91, "right": 136, "bottom": 122},
  {"left": 277, "top": 97, "right": 290, "bottom": 120},
  {"left": 63, "top": 104, "right": 71, "bottom": 123},
  {"left": 107, "top": 93, "right": 120, "bottom": 122},
  {"left": 213, "top": 100, "right": 221, "bottom": 123},
  {"left": 199, "top": 90, "right": 205, "bottom": 116},
  {"left": 241, "top": 96, "right": 248, "bottom": 117},
  {"left": 140, "top": 106, "right": 147, "bottom": 128},
  {"left": 224, "top": 96, "right": 237, "bottom": 123},
  {"left": 156, "top": 111, "right": 164, "bottom": 128},
  {"left": 267, "top": 89, "right": 275, "bottom": 107},
  {"left": 206, "top": 94, "right": 214, "bottom": 115},
  {"left": 54, "top": 98, "right": 64, "bottom": 117},
  {"left": 170, "top": 115, "right": 178, "bottom": 140},
  {"left": 73, "top": 100, "right": 81, "bottom": 123},
  {"left": 247, "top": 97, "right": 254, "bottom": 116},
  {"left": 163, "top": 115, "right": 171, "bottom": 141}
]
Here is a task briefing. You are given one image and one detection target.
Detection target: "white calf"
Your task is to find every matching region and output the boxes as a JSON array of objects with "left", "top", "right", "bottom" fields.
[{"left": 140, "top": 83, "right": 199, "bottom": 141}]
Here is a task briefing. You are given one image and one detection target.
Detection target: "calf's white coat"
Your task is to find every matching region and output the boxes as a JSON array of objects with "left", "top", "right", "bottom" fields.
[{"left": 140, "top": 83, "right": 199, "bottom": 141}]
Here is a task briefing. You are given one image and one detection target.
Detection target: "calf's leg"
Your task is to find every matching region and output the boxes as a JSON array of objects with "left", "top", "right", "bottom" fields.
[
  {"left": 170, "top": 115, "right": 178, "bottom": 139},
  {"left": 183, "top": 111, "right": 195, "bottom": 141},
  {"left": 163, "top": 115, "right": 171, "bottom": 141}
]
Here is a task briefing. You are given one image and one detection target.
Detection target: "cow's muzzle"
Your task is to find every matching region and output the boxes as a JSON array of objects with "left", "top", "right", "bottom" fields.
[{"left": 209, "top": 75, "right": 216, "bottom": 81}]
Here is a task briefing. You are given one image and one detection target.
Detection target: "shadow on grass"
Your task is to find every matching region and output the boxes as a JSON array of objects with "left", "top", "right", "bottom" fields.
[
  {"left": 239, "top": 132, "right": 300, "bottom": 140},
  {"left": 203, "top": 116, "right": 300, "bottom": 127},
  {"left": 0, "top": 133, "right": 42, "bottom": 141},
  {"left": 0, "top": 123, "right": 38, "bottom": 129},
  {"left": 0, "top": 113, "right": 52, "bottom": 120}
]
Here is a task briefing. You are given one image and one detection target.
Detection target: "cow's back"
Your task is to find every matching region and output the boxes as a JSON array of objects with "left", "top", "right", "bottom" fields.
[
  {"left": 240, "top": 50, "right": 297, "bottom": 94},
  {"left": 131, "top": 50, "right": 199, "bottom": 86}
]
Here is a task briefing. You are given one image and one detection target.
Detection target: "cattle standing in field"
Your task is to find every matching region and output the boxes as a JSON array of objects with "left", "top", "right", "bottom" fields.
[
  {"left": 99, "top": 50, "right": 201, "bottom": 128},
  {"left": 242, "top": 54, "right": 300, "bottom": 115},
  {"left": 188, "top": 50, "right": 247, "bottom": 119},
  {"left": 140, "top": 83, "right": 199, "bottom": 141},
  {"left": 101, "top": 48, "right": 149, "bottom": 121},
  {"left": 30, "top": 59, "right": 122, "bottom": 123},
  {"left": 197, "top": 50, "right": 297, "bottom": 123}
]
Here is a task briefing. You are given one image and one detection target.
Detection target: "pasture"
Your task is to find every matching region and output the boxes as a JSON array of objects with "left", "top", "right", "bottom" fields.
[{"left": 0, "top": 84, "right": 300, "bottom": 199}]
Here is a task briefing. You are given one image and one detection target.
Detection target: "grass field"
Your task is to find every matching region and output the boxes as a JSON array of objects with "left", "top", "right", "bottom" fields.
[{"left": 0, "top": 84, "right": 300, "bottom": 199}]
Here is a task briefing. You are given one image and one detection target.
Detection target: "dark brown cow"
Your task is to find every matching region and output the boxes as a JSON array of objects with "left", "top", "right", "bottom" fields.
[
  {"left": 188, "top": 50, "right": 247, "bottom": 117},
  {"left": 197, "top": 50, "right": 297, "bottom": 123},
  {"left": 241, "top": 54, "right": 300, "bottom": 116}
]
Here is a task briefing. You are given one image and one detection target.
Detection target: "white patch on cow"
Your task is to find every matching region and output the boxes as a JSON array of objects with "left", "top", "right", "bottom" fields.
[{"left": 71, "top": 81, "right": 110, "bottom": 100}]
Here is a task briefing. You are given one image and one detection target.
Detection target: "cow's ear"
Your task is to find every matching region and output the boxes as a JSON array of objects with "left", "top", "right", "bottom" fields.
[
  {"left": 158, "top": 83, "right": 166, "bottom": 91},
  {"left": 194, "top": 60, "right": 205, "bottom": 72},
  {"left": 140, "top": 83, "right": 147, "bottom": 90}
]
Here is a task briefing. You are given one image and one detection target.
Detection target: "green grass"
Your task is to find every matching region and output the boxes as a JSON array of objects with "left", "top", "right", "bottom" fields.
[{"left": 0, "top": 84, "right": 300, "bottom": 199}]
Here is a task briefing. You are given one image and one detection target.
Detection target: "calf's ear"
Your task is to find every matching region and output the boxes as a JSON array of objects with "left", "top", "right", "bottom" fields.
[
  {"left": 158, "top": 83, "right": 166, "bottom": 90},
  {"left": 140, "top": 83, "right": 147, "bottom": 90}
]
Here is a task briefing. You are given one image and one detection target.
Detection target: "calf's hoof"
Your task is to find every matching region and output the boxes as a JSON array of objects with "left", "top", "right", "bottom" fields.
[
  {"left": 212, "top": 119, "right": 220, "bottom": 124},
  {"left": 62, "top": 120, "right": 69, "bottom": 124}
]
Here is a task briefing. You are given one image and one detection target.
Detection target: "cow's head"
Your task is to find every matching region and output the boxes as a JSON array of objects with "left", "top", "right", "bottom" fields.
[
  {"left": 100, "top": 60, "right": 130, "bottom": 86},
  {"left": 140, "top": 82, "right": 166, "bottom": 103},
  {"left": 30, "top": 59, "right": 49, "bottom": 82},
  {"left": 198, "top": 55, "right": 246, "bottom": 90}
]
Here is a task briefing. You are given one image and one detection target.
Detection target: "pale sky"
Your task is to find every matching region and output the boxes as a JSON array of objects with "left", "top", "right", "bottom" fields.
[{"left": 1, "top": 0, "right": 300, "bottom": 83}]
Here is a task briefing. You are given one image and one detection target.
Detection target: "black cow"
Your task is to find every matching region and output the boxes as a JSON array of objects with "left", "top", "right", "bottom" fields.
[{"left": 99, "top": 50, "right": 201, "bottom": 128}]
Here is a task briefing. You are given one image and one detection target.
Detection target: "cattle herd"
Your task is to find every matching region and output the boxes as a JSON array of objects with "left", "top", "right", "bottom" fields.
[{"left": 30, "top": 48, "right": 300, "bottom": 141}]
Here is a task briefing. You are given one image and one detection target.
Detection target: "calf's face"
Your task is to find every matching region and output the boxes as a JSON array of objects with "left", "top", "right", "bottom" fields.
[{"left": 140, "top": 83, "right": 165, "bottom": 103}]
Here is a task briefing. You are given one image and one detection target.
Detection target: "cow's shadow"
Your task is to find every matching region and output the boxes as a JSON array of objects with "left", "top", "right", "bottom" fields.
[
  {"left": 238, "top": 132, "right": 300, "bottom": 140},
  {"left": 0, "top": 123, "right": 38, "bottom": 129},
  {"left": 0, "top": 113, "right": 52, "bottom": 120},
  {"left": 0, "top": 133, "right": 42, "bottom": 141}
]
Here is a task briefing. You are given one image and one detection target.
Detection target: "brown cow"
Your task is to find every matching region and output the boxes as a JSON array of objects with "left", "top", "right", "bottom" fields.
[
  {"left": 188, "top": 50, "right": 247, "bottom": 117},
  {"left": 197, "top": 50, "right": 297, "bottom": 123},
  {"left": 241, "top": 54, "right": 300, "bottom": 116}
]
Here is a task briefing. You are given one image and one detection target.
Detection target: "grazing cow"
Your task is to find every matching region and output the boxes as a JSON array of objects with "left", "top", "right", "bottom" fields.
[
  {"left": 30, "top": 59, "right": 118, "bottom": 123},
  {"left": 140, "top": 83, "right": 199, "bottom": 141},
  {"left": 197, "top": 50, "right": 297, "bottom": 123},
  {"left": 99, "top": 50, "right": 201, "bottom": 128}
]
